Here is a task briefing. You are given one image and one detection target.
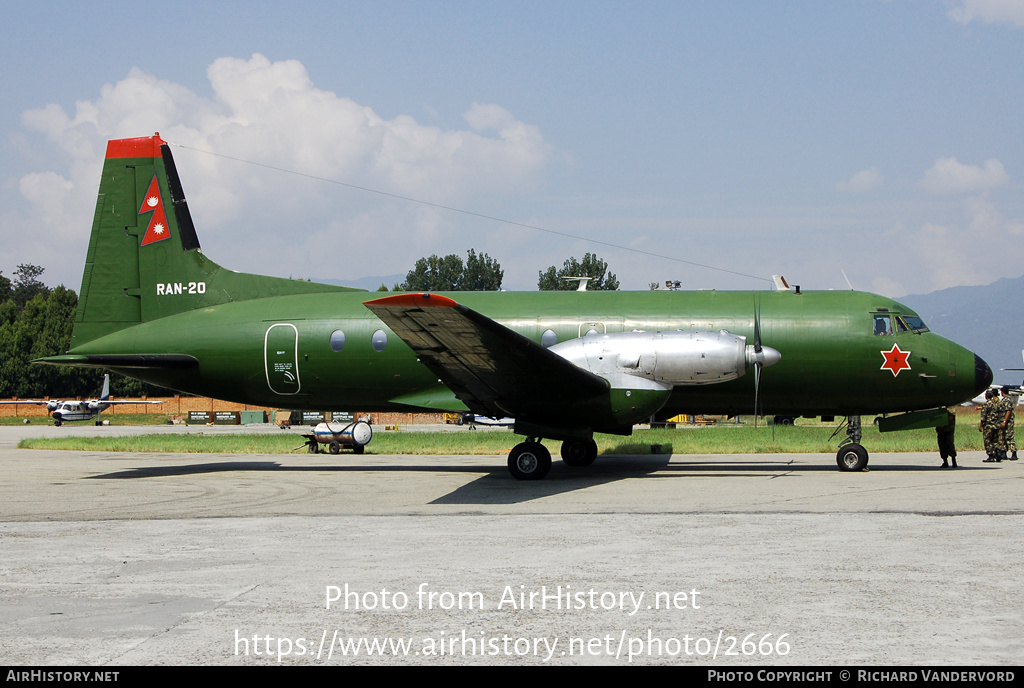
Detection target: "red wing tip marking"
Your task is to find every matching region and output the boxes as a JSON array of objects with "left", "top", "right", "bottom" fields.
[
  {"left": 364, "top": 293, "right": 459, "bottom": 309},
  {"left": 105, "top": 133, "right": 167, "bottom": 159}
]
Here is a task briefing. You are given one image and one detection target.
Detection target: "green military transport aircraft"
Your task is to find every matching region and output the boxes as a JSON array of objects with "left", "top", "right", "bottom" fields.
[{"left": 37, "top": 134, "right": 992, "bottom": 479}]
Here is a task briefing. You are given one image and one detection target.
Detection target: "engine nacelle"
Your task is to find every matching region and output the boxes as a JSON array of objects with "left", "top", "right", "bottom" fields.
[{"left": 548, "top": 330, "right": 780, "bottom": 387}]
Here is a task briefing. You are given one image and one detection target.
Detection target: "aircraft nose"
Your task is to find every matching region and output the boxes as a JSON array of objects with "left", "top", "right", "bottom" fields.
[{"left": 974, "top": 354, "right": 993, "bottom": 396}]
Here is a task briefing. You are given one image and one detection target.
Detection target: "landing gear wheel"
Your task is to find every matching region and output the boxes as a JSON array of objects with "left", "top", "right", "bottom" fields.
[
  {"left": 308, "top": 440, "right": 319, "bottom": 454},
  {"left": 560, "top": 439, "right": 598, "bottom": 467},
  {"left": 508, "top": 441, "right": 552, "bottom": 480},
  {"left": 53, "top": 419, "right": 62, "bottom": 427},
  {"left": 329, "top": 441, "right": 341, "bottom": 455},
  {"left": 836, "top": 443, "right": 869, "bottom": 471},
  {"left": 353, "top": 444, "right": 365, "bottom": 455}
]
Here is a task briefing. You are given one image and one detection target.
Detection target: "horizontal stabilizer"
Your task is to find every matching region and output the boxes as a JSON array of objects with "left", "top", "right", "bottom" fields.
[{"left": 34, "top": 354, "right": 199, "bottom": 369}]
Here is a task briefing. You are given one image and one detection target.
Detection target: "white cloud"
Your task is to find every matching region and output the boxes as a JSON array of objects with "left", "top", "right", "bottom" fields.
[
  {"left": 912, "top": 222, "right": 989, "bottom": 290},
  {"left": 18, "top": 172, "right": 74, "bottom": 228},
  {"left": 14, "top": 54, "right": 558, "bottom": 284},
  {"left": 948, "top": 0, "right": 1024, "bottom": 28},
  {"left": 902, "top": 195, "right": 1024, "bottom": 292},
  {"left": 836, "top": 168, "right": 883, "bottom": 193},
  {"left": 919, "top": 157, "right": 1009, "bottom": 195}
]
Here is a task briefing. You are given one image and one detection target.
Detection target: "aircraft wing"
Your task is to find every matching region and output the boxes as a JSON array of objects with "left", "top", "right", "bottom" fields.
[
  {"left": 364, "top": 293, "right": 608, "bottom": 419},
  {"left": 0, "top": 400, "right": 50, "bottom": 405},
  {"left": 100, "top": 400, "right": 166, "bottom": 405}
]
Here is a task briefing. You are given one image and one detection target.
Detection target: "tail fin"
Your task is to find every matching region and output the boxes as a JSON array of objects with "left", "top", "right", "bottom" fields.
[
  {"left": 99, "top": 374, "right": 110, "bottom": 402},
  {"left": 72, "top": 133, "right": 360, "bottom": 347}
]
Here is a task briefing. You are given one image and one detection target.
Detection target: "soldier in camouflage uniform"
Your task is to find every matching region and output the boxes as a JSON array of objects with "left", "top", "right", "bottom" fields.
[
  {"left": 999, "top": 388, "right": 1017, "bottom": 461},
  {"left": 980, "top": 389, "right": 1004, "bottom": 462}
]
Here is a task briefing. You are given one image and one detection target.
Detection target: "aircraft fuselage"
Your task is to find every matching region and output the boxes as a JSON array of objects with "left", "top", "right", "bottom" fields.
[{"left": 70, "top": 288, "right": 985, "bottom": 419}]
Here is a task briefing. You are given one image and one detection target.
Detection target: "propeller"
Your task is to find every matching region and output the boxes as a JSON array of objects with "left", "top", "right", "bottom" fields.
[
  {"left": 748, "top": 296, "right": 781, "bottom": 426},
  {"left": 754, "top": 299, "right": 763, "bottom": 425}
]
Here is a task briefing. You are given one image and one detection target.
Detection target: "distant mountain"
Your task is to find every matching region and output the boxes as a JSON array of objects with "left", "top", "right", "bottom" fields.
[{"left": 898, "top": 275, "right": 1024, "bottom": 386}]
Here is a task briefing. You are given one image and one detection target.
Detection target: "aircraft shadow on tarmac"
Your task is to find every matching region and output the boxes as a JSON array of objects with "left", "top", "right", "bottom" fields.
[
  {"left": 430, "top": 456, "right": 994, "bottom": 505},
  {"left": 84, "top": 452, "right": 991, "bottom": 505},
  {"left": 87, "top": 456, "right": 674, "bottom": 505}
]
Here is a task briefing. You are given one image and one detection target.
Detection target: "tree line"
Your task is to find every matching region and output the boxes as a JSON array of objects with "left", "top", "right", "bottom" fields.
[
  {"left": 396, "top": 251, "right": 618, "bottom": 292},
  {"left": 0, "top": 265, "right": 168, "bottom": 399},
  {"left": 2, "top": 252, "right": 617, "bottom": 398}
]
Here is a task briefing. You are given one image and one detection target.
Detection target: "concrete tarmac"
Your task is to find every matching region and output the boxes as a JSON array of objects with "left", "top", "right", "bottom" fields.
[{"left": 0, "top": 424, "right": 1021, "bottom": 665}]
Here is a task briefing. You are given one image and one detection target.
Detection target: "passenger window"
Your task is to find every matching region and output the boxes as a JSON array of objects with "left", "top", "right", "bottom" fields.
[
  {"left": 329, "top": 330, "right": 346, "bottom": 352},
  {"left": 371, "top": 329, "right": 387, "bottom": 352}
]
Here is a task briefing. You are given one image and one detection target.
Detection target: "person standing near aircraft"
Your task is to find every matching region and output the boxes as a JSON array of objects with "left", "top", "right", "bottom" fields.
[
  {"left": 999, "top": 388, "right": 1017, "bottom": 461},
  {"left": 980, "top": 389, "right": 1004, "bottom": 462},
  {"left": 936, "top": 407, "right": 957, "bottom": 468}
]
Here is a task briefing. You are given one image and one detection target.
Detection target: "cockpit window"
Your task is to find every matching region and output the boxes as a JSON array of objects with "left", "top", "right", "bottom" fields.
[
  {"left": 874, "top": 312, "right": 929, "bottom": 335},
  {"left": 901, "top": 315, "right": 928, "bottom": 332},
  {"left": 873, "top": 314, "right": 893, "bottom": 336}
]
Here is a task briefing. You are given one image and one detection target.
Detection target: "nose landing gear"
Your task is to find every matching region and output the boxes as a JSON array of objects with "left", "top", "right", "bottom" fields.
[{"left": 836, "top": 415, "right": 869, "bottom": 471}]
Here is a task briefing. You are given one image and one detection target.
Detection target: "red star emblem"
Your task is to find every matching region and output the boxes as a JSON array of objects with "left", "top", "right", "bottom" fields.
[{"left": 880, "top": 343, "right": 912, "bottom": 377}]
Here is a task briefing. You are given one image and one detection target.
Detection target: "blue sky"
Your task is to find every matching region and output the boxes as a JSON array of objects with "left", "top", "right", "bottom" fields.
[{"left": 2, "top": 1, "right": 1022, "bottom": 296}]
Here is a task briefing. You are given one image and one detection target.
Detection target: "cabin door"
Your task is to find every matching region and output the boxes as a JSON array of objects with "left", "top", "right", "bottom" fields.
[{"left": 265, "top": 323, "right": 301, "bottom": 395}]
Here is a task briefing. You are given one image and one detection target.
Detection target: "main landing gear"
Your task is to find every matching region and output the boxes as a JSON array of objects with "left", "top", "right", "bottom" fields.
[
  {"left": 508, "top": 441, "right": 551, "bottom": 480},
  {"left": 507, "top": 438, "right": 599, "bottom": 480},
  {"left": 560, "top": 438, "right": 599, "bottom": 467},
  {"left": 836, "top": 415, "right": 869, "bottom": 471}
]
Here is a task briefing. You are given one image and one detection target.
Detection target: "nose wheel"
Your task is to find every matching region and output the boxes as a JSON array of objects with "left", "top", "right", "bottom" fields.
[
  {"left": 836, "top": 416, "right": 870, "bottom": 471},
  {"left": 836, "top": 443, "right": 869, "bottom": 471}
]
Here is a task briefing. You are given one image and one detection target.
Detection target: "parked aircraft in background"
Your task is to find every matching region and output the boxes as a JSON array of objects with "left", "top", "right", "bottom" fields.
[
  {"left": 1003, "top": 349, "right": 1024, "bottom": 383},
  {"left": 0, "top": 375, "right": 163, "bottom": 425},
  {"left": 34, "top": 134, "right": 992, "bottom": 478},
  {"left": 963, "top": 388, "right": 1022, "bottom": 407}
]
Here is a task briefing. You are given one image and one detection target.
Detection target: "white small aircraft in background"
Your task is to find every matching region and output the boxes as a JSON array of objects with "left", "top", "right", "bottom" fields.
[{"left": 0, "top": 375, "right": 163, "bottom": 425}]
